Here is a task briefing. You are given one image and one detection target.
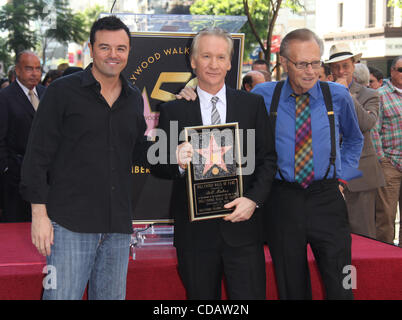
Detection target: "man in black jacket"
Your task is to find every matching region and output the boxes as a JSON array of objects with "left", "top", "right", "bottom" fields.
[
  {"left": 152, "top": 28, "right": 277, "bottom": 299},
  {"left": 0, "top": 51, "right": 45, "bottom": 222},
  {"left": 20, "top": 16, "right": 148, "bottom": 300}
]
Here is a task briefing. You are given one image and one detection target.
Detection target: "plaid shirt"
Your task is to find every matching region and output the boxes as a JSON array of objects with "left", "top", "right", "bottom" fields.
[{"left": 371, "top": 79, "right": 402, "bottom": 172}]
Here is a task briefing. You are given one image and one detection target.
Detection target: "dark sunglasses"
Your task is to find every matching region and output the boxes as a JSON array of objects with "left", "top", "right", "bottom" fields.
[{"left": 394, "top": 67, "right": 402, "bottom": 73}]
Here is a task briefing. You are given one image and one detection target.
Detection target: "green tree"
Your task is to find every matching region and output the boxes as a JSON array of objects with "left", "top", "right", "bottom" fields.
[
  {"left": 191, "top": 0, "right": 266, "bottom": 59},
  {"left": 387, "top": 0, "right": 402, "bottom": 9},
  {"left": 34, "top": 0, "right": 87, "bottom": 66},
  {"left": 190, "top": 0, "right": 302, "bottom": 75},
  {"left": 243, "top": 0, "right": 302, "bottom": 62},
  {"left": 0, "top": 38, "right": 13, "bottom": 74},
  {"left": 0, "top": 0, "right": 87, "bottom": 65},
  {"left": 75, "top": 4, "right": 106, "bottom": 40},
  {"left": 0, "top": 0, "right": 38, "bottom": 56}
]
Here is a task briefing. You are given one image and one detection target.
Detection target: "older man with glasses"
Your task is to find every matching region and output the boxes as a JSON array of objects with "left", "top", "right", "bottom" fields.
[{"left": 252, "top": 29, "right": 363, "bottom": 300}]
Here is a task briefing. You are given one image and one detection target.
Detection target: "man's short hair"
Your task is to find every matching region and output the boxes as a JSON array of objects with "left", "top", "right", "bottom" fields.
[
  {"left": 252, "top": 59, "right": 270, "bottom": 70},
  {"left": 353, "top": 63, "right": 370, "bottom": 86},
  {"left": 368, "top": 66, "right": 384, "bottom": 81},
  {"left": 90, "top": 15, "right": 131, "bottom": 47},
  {"left": 323, "top": 64, "right": 331, "bottom": 77},
  {"left": 190, "top": 27, "right": 234, "bottom": 60},
  {"left": 15, "top": 50, "right": 39, "bottom": 66},
  {"left": 280, "top": 28, "right": 324, "bottom": 58},
  {"left": 391, "top": 56, "right": 402, "bottom": 69},
  {"left": 259, "top": 70, "right": 271, "bottom": 81},
  {"left": 241, "top": 74, "right": 253, "bottom": 91},
  {"left": 7, "top": 66, "right": 16, "bottom": 82}
]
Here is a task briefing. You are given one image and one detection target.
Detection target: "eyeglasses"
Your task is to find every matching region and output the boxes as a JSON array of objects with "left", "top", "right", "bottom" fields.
[
  {"left": 286, "top": 57, "right": 322, "bottom": 70},
  {"left": 393, "top": 67, "right": 402, "bottom": 73}
]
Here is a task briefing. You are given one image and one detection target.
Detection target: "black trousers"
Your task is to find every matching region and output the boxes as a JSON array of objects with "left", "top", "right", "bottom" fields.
[
  {"left": 176, "top": 238, "right": 266, "bottom": 300},
  {"left": 0, "top": 174, "right": 4, "bottom": 217},
  {"left": 265, "top": 179, "right": 354, "bottom": 300},
  {"left": 1, "top": 174, "right": 31, "bottom": 223}
]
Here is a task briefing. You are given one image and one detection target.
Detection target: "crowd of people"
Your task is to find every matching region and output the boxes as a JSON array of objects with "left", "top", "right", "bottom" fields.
[
  {"left": 0, "top": 15, "right": 400, "bottom": 300},
  {"left": 168, "top": 27, "right": 401, "bottom": 300}
]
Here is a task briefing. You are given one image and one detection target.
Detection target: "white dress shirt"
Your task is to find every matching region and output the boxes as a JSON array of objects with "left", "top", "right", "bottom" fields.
[
  {"left": 16, "top": 78, "right": 39, "bottom": 104},
  {"left": 179, "top": 85, "right": 227, "bottom": 174},
  {"left": 197, "top": 85, "right": 227, "bottom": 125}
]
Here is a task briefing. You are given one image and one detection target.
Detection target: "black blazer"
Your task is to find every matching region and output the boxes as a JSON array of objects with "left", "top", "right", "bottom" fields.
[
  {"left": 0, "top": 81, "right": 46, "bottom": 184},
  {"left": 152, "top": 87, "right": 277, "bottom": 251}
]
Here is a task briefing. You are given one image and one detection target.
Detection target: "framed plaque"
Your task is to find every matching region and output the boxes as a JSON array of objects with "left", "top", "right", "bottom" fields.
[{"left": 184, "top": 123, "right": 243, "bottom": 222}]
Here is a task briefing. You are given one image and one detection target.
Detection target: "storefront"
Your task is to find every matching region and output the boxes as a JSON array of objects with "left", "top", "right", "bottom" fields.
[{"left": 323, "top": 26, "right": 402, "bottom": 77}]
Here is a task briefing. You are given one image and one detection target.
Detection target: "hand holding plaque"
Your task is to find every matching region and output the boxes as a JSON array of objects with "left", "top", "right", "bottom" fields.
[
  {"left": 184, "top": 123, "right": 243, "bottom": 222},
  {"left": 223, "top": 197, "right": 257, "bottom": 223},
  {"left": 176, "top": 142, "right": 193, "bottom": 170}
]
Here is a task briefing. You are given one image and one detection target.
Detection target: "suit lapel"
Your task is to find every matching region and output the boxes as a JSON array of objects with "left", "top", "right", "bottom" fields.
[
  {"left": 36, "top": 84, "right": 45, "bottom": 99},
  {"left": 184, "top": 97, "right": 203, "bottom": 127},
  {"left": 225, "top": 87, "right": 239, "bottom": 124},
  {"left": 12, "top": 82, "right": 35, "bottom": 117}
]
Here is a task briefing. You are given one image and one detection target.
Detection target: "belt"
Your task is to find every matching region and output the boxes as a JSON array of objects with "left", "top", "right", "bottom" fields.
[{"left": 273, "top": 178, "right": 338, "bottom": 191}]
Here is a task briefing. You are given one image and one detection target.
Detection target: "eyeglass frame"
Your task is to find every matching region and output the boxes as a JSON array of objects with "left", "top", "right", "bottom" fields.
[
  {"left": 285, "top": 57, "right": 323, "bottom": 70},
  {"left": 393, "top": 67, "right": 402, "bottom": 73}
]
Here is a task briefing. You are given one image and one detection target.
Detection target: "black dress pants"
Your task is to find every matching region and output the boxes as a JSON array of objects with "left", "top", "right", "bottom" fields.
[
  {"left": 265, "top": 179, "right": 354, "bottom": 300},
  {"left": 1, "top": 173, "right": 31, "bottom": 223},
  {"left": 176, "top": 238, "right": 266, "bottom": 300},
  {"left": 0, "top": 174, "right": 4, "bottom": 219}
]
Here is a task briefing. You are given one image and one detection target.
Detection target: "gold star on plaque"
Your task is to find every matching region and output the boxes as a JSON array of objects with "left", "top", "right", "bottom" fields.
[{"left": 194, "top": 134, "right": 232, "bottom": 175}]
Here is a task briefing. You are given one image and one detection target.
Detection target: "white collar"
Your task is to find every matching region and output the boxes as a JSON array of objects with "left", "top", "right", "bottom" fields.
[
  {"left": 394, "top": 85, "right": 402, "bottom": 94},
  {"left": 197, "top": 85, "right": 226, "bottom": 108},
  {"left": 16, "top": 78, "right": 38, "bottom": 97}
]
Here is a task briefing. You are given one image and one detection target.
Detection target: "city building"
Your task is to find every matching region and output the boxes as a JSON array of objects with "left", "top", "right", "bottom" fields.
[
  {"left": 68, "top": 0, "right": 146, "bottom": 13},
  {"left": 316, "top": 0, "right": 402, "bottom": 76}
]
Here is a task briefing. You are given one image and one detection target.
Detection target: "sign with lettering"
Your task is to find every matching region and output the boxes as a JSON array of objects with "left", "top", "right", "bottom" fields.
[{"left": 122, "top": 32, "right": 244, "bottom": 223}]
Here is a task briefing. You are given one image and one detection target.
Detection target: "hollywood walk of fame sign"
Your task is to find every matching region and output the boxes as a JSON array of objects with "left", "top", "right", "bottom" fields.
[{"left": 184, "top": 123, "right": 243, "bottom": 221}]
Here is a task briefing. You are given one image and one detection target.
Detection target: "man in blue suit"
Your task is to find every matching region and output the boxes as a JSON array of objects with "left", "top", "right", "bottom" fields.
[{"left": 0, "top": 51, "right": 45, "bottom": 222}]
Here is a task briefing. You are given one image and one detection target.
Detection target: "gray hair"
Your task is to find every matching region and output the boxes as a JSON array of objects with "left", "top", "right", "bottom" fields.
[
  {"left": 280, "top": 28, "right": 324, "bottom": 58},
  {"left": 190, "top": 27, "right": 234, "bottom": 60},
  {"left": 391, "top": 56, "right": 402, "bottom": 69},
  {"left": 15, "top": 50, "right": 40, "bottom": 66},
  {"left": 353, "top": 63, "right": 370, "bottom": 86}
]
